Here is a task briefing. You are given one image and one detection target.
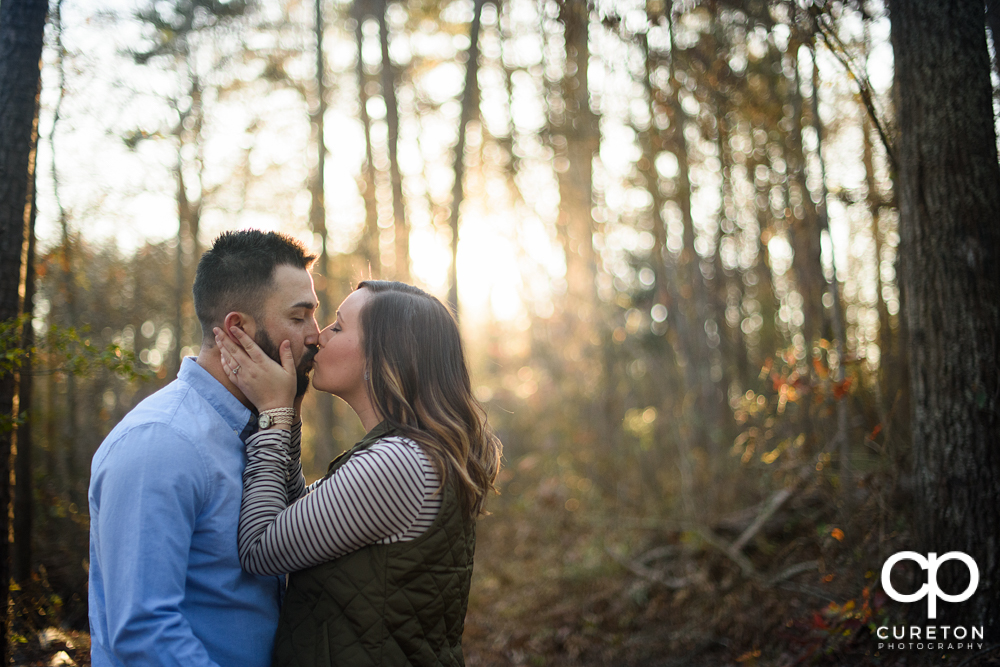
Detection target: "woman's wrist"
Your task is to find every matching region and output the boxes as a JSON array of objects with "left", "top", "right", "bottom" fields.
[
  {"left": 258, "top": 402, "right": 294, "bottom": 413},
  {"left": 257, "top": 406, "right": 296, "bottom": 431}
]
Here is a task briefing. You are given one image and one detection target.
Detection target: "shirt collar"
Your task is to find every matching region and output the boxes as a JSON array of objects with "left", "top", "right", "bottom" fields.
[
  {"left": 178, "top": 357, "right": 255, "bottom": 440},
  {"left": 360, "top": 420, "right": 393, "bottom": 446}
]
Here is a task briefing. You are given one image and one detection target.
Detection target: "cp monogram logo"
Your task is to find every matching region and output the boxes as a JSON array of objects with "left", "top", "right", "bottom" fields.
[{"left": 882, "top": 551, "right": 979, "bottom": 619}]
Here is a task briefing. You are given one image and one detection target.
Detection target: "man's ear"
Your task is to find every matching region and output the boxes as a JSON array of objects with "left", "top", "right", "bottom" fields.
[{"left": 223, "top": 312, "right": 256, "bottom": 341}]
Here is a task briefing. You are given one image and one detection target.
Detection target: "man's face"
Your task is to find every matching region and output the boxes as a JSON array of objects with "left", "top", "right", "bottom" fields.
[{"left": 253, "top": 265, "right": 321, "bottom": 397}]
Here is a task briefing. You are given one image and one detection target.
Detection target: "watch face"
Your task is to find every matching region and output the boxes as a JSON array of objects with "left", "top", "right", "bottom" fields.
[{"left": 258, "top": 413, "right": 272, "bottom": 429}]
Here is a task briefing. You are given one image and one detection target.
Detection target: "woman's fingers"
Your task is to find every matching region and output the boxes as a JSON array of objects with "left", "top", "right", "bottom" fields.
[
  {"left": 213, "top": 327, "right": 249, "bottom": 362},
  {"left": 213, "top": 327, "right": 253, "bottom": 385},
  {"left": 228, "top": 326, "right": 266, "bottom": 363},
  {"left": 212, "top": 326, "right": 295, "bottom": 410},
  {"left": 279, "top": 340, "right": 295, "bottom": 374}
]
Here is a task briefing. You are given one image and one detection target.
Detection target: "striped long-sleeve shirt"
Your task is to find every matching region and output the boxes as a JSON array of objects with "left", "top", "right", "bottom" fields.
[{"left": 238, "top": 422, "right": 442, "bottom": 576}]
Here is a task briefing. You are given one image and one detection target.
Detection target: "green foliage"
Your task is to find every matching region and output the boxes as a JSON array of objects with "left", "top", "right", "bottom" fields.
[
  {"left": 36, "top": 322, "right": 147, "bottom": 381},
  {"left": 0, "top": 314, "right": 149, "bottom": 433},
  {"left": 0, "top": 315, "right": 30, "bottom": 375},
  {"left": 0, "top": 315, "right": 147, "bottom": 379}
]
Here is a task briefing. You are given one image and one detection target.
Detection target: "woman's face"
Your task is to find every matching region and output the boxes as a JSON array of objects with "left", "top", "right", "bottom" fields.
[{"left": 311, "top": 288, "right": 371, "bottom": 401}]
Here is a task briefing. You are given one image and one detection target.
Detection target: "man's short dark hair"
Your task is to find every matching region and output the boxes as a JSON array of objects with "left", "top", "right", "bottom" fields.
[{"left": 193, "top": 230, "right": 316, "bottom": 340}]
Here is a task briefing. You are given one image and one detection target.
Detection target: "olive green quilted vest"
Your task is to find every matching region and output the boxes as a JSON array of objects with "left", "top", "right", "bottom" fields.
[{"left": 272, "top": 422, "right": 476, "bottom": 667}]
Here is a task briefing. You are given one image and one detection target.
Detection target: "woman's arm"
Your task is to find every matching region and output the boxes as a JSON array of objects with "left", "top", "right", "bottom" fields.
[
  {"left": 238, "top": 434, "right": 440, "bottom": 576},
  {"left": 285, "top": 421, "right": 306, "bottom": 502}
]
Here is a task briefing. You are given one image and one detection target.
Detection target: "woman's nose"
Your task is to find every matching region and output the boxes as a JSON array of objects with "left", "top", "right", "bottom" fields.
[{"left": 318, "top": 323, "right": 335, "bottom": 346}]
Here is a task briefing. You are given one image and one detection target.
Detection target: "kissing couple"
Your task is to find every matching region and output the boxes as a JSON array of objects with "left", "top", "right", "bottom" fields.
[{"left": 89, "top": 229, "right": 502, "bottom": 667}]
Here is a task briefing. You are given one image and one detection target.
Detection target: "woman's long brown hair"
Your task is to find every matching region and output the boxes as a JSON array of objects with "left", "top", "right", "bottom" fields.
[{"left": 356, "top": 280, "right": 502, "bottom": 518}]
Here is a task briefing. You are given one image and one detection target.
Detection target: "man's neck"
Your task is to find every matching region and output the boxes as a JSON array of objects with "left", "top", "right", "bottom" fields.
[{"left": 196, "top": 345, "right": 255, "bottom": 411}]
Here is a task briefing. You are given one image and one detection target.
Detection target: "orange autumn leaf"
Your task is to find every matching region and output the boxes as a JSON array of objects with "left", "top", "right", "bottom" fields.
[
  {"left": 832, "top": 378, "right": 853, "bottom": 399},
  {"left": 831, "top": 528, "right": 844, "bottom": 541}
]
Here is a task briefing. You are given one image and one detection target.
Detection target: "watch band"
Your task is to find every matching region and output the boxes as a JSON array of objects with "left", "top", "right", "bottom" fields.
[{"left": 259, "top": 407, "right": 296, "bottom": 429}]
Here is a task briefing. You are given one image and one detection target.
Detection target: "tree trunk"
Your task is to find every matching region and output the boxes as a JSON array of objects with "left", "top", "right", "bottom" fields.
[
  {"left": 0, "top": 0, "right": 48, "bottom": 659},
  {"left": 891, "top": 0, "right": 1000, "bottom": 631},
  {"left": 174, "top": 153, "right": 188, "bottom": 380},
  {"left": 311, "top": 0, "right": 336, "bottom": 465},
  {"left": 446, "top": 0, "right": 485, "bottom": 319},
  {"left": 173, "top": 72, "right": 203, "bottom": 381},
  {"left": 50, "top": 0, "right": 77, "bottom": 506},
  {"left": 786, "top": 44, "right": 825, "bottom": 347},
  {"left": 355, "top": 4, "right": 379, "bottom": 277},
  {"left": 14, "top": 168, "right": 38, "bottom": 584},
  {"left": 638, "top": 30, "right": 668, "bottom": 308},
  {"left": 665, "top": 5, "right": 721, "bottom": 487},
  {"left": 810, "top": 47, "right": 851, "bottom": 485},
  {"left": 987, "top": 0, "right": 1000, "bottom": 88},
  {"left": 378, "top": 0, "right": 409, "bottom": 281},
  {"left": 863, "top": 114, "right": 893, "bottom": 372},
  {"left": 554, "top": 0, "right": 598, "bottom": 314}
]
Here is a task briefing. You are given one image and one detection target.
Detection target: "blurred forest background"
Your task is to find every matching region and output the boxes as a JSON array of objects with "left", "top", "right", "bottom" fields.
[{"left": 2, "top": 0, "right": 999, "bottom": 664}]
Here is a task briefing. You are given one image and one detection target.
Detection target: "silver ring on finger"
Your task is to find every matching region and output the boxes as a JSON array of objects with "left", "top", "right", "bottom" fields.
[{"left": 232, "top": 365, "right": 241, "bottom": 375}]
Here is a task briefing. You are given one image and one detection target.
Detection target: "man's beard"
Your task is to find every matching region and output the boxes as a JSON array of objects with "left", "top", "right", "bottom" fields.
[{"left": 254, "top": 329, "right": 319, "bottom": 398}]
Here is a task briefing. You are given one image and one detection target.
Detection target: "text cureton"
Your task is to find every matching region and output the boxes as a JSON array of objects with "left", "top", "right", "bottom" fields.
[{"left": 876, "top": 626, "right": 984, "bottom": 640}]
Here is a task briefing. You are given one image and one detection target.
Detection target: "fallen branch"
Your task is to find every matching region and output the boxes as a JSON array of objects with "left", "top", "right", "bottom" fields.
[
  {"left": 730, "top": 463, "right": 815, "bottom": 552},
  {"left": 636, "top": 544, "right": 681, "bottom": 565},
  {"left": 764, "top": 560, "right": 819, "bottom": 587},
  {"left": 696, "top": 527, "right": 756, "bottom": 577},
  {"left": 776, "top": 581, "right": 838, "bottom": 603},
  {"left": 605, "top": 547, "right": 694, "bottom": 589},
  {"left": 730, "top": 487, "right": 793, "bottom": 553}
]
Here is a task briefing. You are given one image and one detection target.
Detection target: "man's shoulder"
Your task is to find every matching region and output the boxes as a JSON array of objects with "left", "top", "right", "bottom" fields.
[
  {"left": 93, "top": 379, "right": 208, "bottom": 469},
  {"left": 108, "top": 379, "right": 191, "bottom": 434}
]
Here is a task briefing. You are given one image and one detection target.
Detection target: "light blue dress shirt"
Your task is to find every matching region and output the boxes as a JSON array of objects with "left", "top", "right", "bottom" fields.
[{"left": 89, "top": 357, "right": 282, "bottom": 667}]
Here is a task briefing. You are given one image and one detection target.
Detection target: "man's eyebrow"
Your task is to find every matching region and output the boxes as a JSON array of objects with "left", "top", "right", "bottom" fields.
[{"left": 291, "top": 300, "right": 317, "bottom": 310}]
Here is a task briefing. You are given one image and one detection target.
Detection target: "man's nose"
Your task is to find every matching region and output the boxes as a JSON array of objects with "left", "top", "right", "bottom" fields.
[{"left": 304, "top": 316, "right": 321, "bottom": 346}]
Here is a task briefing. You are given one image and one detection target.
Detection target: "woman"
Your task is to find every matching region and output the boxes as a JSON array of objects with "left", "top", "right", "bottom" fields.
[{"left": 214, "top": 280, "right": 502, "bottom": 667}]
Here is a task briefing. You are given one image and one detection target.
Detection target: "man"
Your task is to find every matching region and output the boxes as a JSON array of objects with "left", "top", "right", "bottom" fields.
[{"left": 88, "top": 230, "right": 321, "bottom": 667}]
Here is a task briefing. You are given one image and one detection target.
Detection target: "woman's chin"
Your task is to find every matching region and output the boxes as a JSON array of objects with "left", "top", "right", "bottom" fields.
[
  {"left": 310, "top": 376, "right": 342, "bottom": 398},
  {"left": 310, "top": 375, "right": 329, "bottom": 394}
]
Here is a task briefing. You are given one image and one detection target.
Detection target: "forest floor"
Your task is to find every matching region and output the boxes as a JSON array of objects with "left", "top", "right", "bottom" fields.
[
  {"left": 9, "top": 469, "right": 1000, "bottom": 667},
  {"left": 461, "top": 472, "right": 1000, "bottom": 667}
]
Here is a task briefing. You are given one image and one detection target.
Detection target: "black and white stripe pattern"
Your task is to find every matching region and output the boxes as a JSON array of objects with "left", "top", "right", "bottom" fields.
[{"left": 238, "top": 426, "right": 441, "bottom": 576}]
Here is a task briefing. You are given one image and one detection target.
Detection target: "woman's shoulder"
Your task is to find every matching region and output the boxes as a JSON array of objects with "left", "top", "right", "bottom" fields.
[
  {"left": 355, "top": 435, "right": 439, "bottom": 479},
  {"left": 363, "top": 434, "right": 426, "bottom": 461}
]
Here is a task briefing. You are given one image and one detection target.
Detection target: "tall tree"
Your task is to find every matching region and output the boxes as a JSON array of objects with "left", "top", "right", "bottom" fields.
[
  {"left": 49, "top": 0, "right": 79, "bottom": 504},
  {"left": 129, "top": 0, "right": 250, "bottom": 382},
  {"left": 891, "top": 0, "right": 1000, "bottom": 631},
  {"left": 355, "top": 0, "right": 380, "bottom": 277},
  {"left": 0, "top": 0, "right": 49, "bottom": 659},
  {"left": 554, "top": 0, "right": 598, "bottom": 315},
  {"left": 447, "top": 0, "right": 486, "bottom": 318},
  {"left": 310, "top": 0, "right": 337, "bottom": 464},
  {"left": 785, "top": 39, "right": 825, "bottom": 348},
  {"left": 809, "top": 46, "right": 850, "bottom": 482},
  {"left": 378, "top": 0, "right": 409, "bottom": 281},
  {"left": 13, "top": 149, "right": 39, "bottom": 585}
]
